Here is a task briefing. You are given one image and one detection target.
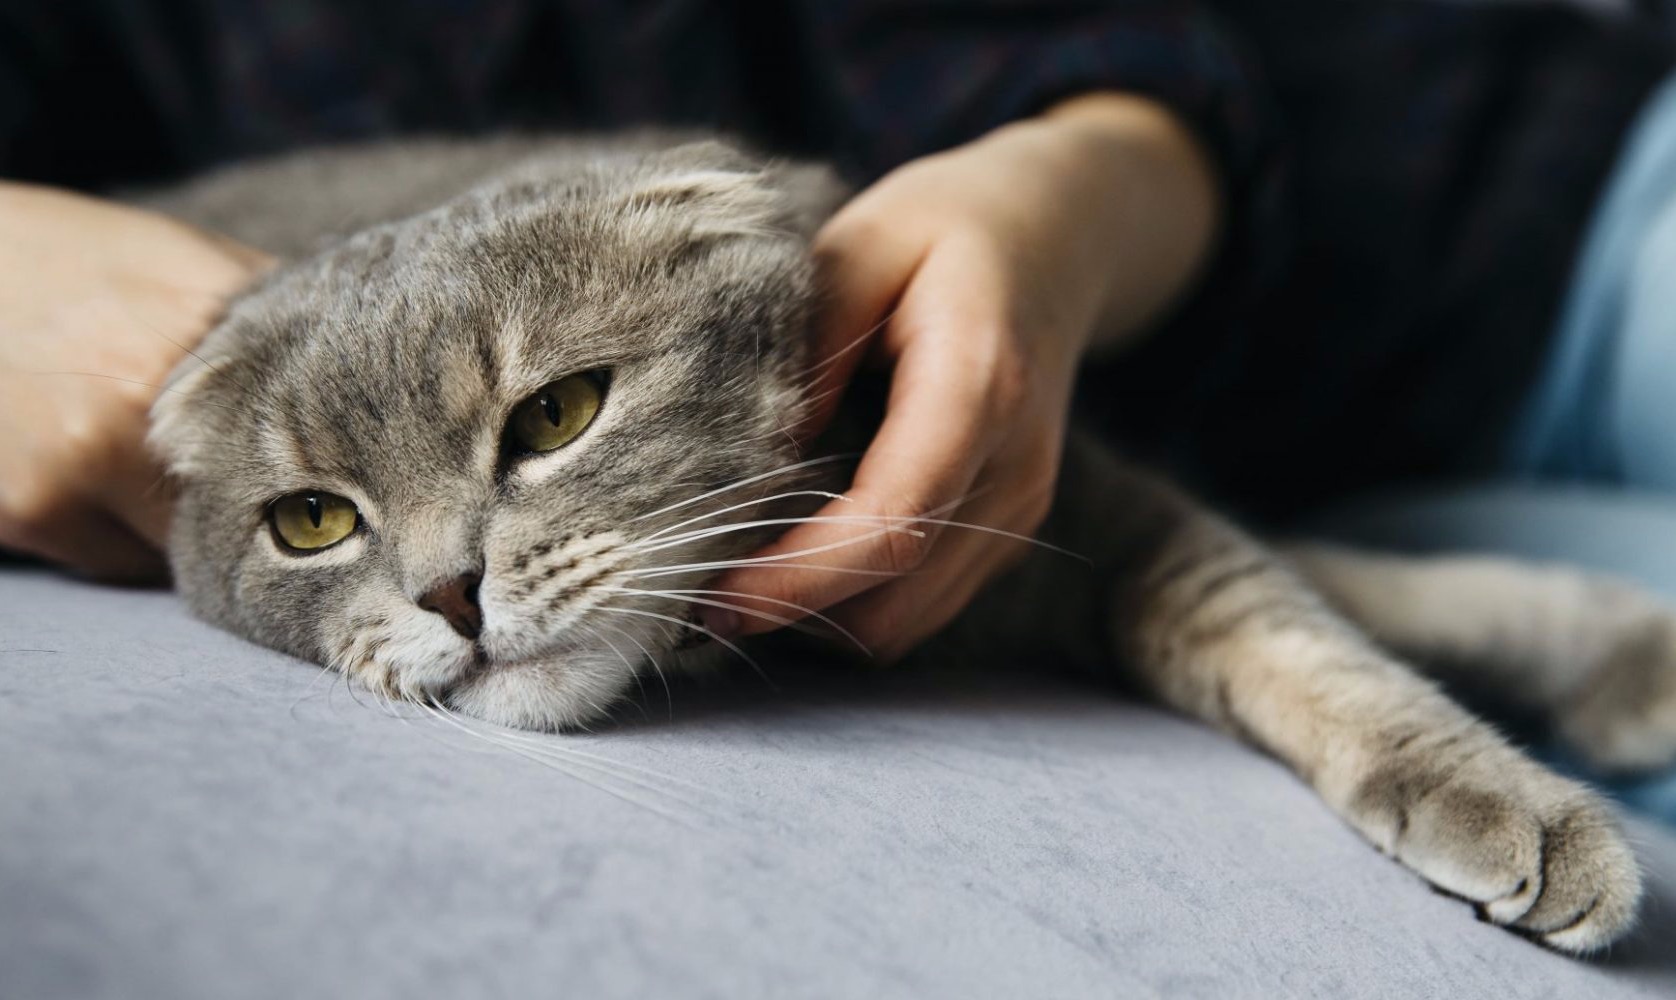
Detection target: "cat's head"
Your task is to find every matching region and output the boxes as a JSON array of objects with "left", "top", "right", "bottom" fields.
[{"left": 151, "top": 141, "right": 846, "bottom": 730}]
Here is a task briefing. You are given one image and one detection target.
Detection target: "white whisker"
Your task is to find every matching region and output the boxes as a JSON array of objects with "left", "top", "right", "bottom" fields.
[
  {"left": 635, "top": 491, "right": 1090, "bottom": 566},
  {"left": 600, "top": 585, "right": 830, "bottom": 642},
  {"left": 767, "top": 385, "right": 858, "bottom": 442},
  {"left": 578, "top": 622, "right": 651, "bottom": 723},
  {"left": 604, "top": 585, "right": 871, "bottom": 655},
  {"left": 288, "top": 660, "right": 341, "bottom": 718},
  {"left": 630, "top": 560, "right": 904, "bottom": 581},
  {"left": 591, "top": 619, "right": 674, "bottom": 719},
  {"left": 430, "top": 697, "right": 712, "bottom": 797},
  {"left": 637, "top": 489, "right": 851, "bottom": 544},
  {"left": 755, "top": 383, "right": 848, "bottom": 443},
  {"left": 632, "top": 514, "right": 926, "bottom": 555},
  {"left": 791, "top": 309, "right": 895, "bottom": 380},
  {"left": 622, "top": 499, "right": 966, "bottom": 580},
  {"left": 418, "top": 698, "right": 701, "bottom": 824},
  {"left": 628, "top": 454, "right": 856, "bottom": 524},
  {"left": 594, "top": 604, "right": 775, "bottom": 689}
]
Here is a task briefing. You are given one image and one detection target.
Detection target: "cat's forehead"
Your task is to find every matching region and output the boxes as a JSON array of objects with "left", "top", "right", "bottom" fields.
[
  {"left": 225, "top": 258, "right": 762, "bottom": 497},
  {"left": 260, "top": 199, "right": 718, "bottom": 387},
  {"left": 155, "top": 148, "right": 824, "bottom": 496},
  {"left": 243, "top": 291, "right": 651, "bottom": 487}
]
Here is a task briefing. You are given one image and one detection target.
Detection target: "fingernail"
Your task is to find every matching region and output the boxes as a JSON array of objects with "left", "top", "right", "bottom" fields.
[{"left": 701, "top": 608, "right": 741, "bottom": 640}]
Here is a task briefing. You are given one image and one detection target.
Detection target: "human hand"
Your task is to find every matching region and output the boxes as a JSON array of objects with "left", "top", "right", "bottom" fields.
[
  {"left": 709, "top": 93, "right": 1219, "bottom": 660},
  {"left": 0, "top": 182, "right": 272, "bottom": 581}
]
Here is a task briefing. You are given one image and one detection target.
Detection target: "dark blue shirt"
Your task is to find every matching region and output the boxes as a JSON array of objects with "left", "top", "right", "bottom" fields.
[{"left": 1, "top": 0, "right": 1669, "bottom": 514}]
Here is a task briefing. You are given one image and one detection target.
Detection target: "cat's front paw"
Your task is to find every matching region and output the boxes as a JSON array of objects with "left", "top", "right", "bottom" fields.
[
  {"left": 1559, "top": 608, "right": 1676, "bottom": 773},
  {"left": 1351, "top": 744, "right": 1642, "bottom": 954}
]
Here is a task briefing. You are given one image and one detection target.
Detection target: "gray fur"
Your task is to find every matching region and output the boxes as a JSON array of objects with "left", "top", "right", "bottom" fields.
[{"left": 146, "top": 135, "right": 1676, "bottom": 954}]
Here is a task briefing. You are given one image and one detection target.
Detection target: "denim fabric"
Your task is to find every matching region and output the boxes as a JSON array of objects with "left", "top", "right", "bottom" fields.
[
  {"left": 1310, "top": 487, "right": 1676, "bottom": 828},
  {"left": 1509, "top": 72, "right": 1676, "bottom": 490}
]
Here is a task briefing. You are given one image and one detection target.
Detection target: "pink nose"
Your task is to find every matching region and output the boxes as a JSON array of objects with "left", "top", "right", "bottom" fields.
[{"left": 418, "top": 573, "right": 483, "bottom": 640}]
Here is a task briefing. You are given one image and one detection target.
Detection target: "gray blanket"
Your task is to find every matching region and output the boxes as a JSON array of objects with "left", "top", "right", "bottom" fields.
[{"left": 3, "top": 554, "right": 1674, "bottom": 999}]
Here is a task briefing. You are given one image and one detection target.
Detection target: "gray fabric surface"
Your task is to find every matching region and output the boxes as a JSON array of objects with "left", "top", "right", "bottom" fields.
[{"left": 5, "top": 493, "right": 1676, "bottom": 998}]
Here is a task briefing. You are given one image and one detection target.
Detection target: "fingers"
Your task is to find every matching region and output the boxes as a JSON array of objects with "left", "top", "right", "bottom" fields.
[
  {"left": 708, "top": 432, "right": 982, "bottom": 638},
  {"left": 40, "top": 379, "right": 178, "bottom": 554},
  {"left": 827, "top": 489, "right": 1036, "bottom": 661},
  {"left": 99, "top": 472, "right": 174, "bottom": 554},
  {"left": 88, "top": 439, "right": 176, "bottom": 552},
  {"left": 713, "top": 240, "right": 1019, "bottom": 639},
  {"left": 796, "top": 208, "right": 925, "bottom": 442},
  {"left": 712, "top": 316, "right": 999, "bottom": 633},
  {"left": 0, "top": 389, "right": 174, "bottom": 579},
  {"left": 115, "top": 482, "right": 175, "bottom": 554},
  {"left": 0, "top": 505, "right": 167, "bottom": 584}
]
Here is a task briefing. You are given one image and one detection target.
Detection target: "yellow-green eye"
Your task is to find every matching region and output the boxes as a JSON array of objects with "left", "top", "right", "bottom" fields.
[
  {"left": 508, "top": 372, "right": 604, "bottom": 454},
  {"left": 270, "top": 492, "right": 360, "bottom": 551}
]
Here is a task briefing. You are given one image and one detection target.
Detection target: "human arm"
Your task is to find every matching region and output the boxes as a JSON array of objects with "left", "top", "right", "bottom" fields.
[
  {"left": 0, "top": 182, "right": 271, "bottom": 580},
  {"left": 708, "top": 92, "right": 1221, "bottom": 659}
]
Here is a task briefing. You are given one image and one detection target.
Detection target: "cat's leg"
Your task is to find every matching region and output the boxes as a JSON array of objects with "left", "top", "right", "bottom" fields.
[
  {"left": 1018, "top": 448, "right": 1644, "bottom": 953},
  {"left": 1284, "top": 545, "right": 1676, "bottom": 774}
]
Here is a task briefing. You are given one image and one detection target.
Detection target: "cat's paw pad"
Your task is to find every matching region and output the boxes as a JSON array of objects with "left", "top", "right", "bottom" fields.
[
  {"left": 1560, "top": 611, "right": 1676, "bottom": 773},
  {"left": 1357, "top": 755, "right": 1642, "bottom": 953}
]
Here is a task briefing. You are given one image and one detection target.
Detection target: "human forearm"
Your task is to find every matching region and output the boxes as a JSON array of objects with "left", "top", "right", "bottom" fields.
[{"left": 1034, "top": 92, "right": 1222, "bottom": 353}]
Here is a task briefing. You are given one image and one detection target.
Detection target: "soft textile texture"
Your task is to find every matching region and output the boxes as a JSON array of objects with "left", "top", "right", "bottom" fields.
[{"left": 5, "top": 488, "right": 1676, "bottom": 998}]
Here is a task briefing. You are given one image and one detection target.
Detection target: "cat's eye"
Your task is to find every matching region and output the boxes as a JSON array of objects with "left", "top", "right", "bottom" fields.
[
  {"left": 507, "top": 372, "right": 605, "bottom": 455},
  {"left": 269, "top": 492, "right": 360, "bottom": 551}
]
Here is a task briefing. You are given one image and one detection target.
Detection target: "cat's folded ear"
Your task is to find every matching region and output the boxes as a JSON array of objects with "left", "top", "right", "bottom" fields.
[
  {"left": 147, "top": 349, "right": 240, "bottom": 478},
  {"left": 619, "top": 141, "right": 849, "bottom": 246}
]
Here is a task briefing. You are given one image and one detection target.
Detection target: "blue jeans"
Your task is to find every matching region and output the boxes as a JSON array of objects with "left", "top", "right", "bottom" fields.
[
  {"left": 1362, "top": 73, "right": 1676, "bottom": 826},
  {"left": 1507, "top": 72, "right": 1676, "bottom": 490}
]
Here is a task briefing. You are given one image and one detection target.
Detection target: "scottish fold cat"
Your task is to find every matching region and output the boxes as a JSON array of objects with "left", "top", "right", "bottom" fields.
[{"left": 144, "top": 136, "right": 1676, "bottom": 953}]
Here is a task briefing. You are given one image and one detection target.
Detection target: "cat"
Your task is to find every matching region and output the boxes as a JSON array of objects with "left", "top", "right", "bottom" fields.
[{"left": 142, "top": 135, "right": 1676, "bottom": 954}]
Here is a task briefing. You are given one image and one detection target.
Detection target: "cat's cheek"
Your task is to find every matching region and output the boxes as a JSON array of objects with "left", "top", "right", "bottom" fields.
[{"left": 245, "top": 522, "right": 373, "bottom": 659}]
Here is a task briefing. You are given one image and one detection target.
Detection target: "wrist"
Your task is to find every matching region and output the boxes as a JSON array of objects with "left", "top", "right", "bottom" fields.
[{"left": 1035, "top": 93, "right": 1222, "bottom": 351}]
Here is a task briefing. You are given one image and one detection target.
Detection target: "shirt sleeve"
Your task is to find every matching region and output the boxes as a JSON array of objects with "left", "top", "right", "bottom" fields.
[
  {"left": 792, "top": 0, "right": 1274, "bottom": 197},
  {"left": 0, "top": 3, "right": 200, "bottom": 188},
  {"left": 0, "top": 5, "right": 52, "bottom": 175},
  {"left": 787, "top": 0, "right": 1288, "bottom": 381}
]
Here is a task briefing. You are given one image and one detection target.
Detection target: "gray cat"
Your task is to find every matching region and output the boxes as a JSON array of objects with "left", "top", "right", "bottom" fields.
[{"left": 144, "top": 136, "right": 1676, "bottom": 954}]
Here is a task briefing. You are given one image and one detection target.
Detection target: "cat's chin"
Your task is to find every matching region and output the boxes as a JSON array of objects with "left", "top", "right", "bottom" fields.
[{"left": 441, "top": 648, "right": 635, "bottom": 732}]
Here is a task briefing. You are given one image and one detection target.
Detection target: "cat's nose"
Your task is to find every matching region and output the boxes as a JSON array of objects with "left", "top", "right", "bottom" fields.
[{"left": 418, "top": 573, "right": 483, "bottom": 640}]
